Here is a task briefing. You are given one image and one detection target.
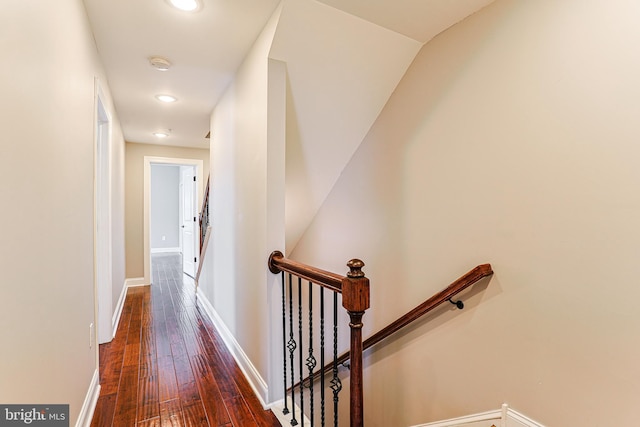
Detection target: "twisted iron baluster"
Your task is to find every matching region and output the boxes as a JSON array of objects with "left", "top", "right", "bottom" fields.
[
  {"left": 298, "top": 277, "right": 304, "bottom": 427},
  {"left": 330, "top": 292, "right": 342, "bottom": 427},
  {"left": 288, "top": 274, "right": 298, "bottom": 426},
  {"left": 306, "top": 281, "right": 317, "bottom": 426},
  {"left": 320, "top": 288, "right": 325, "bottom": 427},
  {"left": 281, "top": 272, "right": 290, "bottom": 416}
]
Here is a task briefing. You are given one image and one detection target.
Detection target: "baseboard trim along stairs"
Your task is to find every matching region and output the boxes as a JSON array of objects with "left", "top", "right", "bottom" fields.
[
  {"left": 411, "top": 404, "right": 545, "bottom": 427},
  {"left": 270, "top": 399, "right": 311, "bottom": 427}
]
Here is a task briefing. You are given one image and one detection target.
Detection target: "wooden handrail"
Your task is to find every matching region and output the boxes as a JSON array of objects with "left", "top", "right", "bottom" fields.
[
  {"left": 269, "top": 250, "right": 344, "bottom": 293},
  {"left": 361, "top": 263, "right": 493, "bottom": 352},
  {"left": 302, "top": 263, "right": 493, "bottom": 386}
]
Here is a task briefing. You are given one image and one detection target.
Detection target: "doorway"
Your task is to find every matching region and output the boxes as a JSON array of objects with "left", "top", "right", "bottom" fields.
[
  {"left": 143, "top": 157, "right": 203, "bottom": 285},
  {"left": 179, "top": 165, "right": 197, "bottom": 277},
  {"left": 95, "top": 86, "right": 113, "bottom": 345}
]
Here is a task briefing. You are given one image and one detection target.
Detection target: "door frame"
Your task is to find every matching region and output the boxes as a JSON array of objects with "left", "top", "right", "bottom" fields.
[
  {"left": 94, "top": 80, "right": 113, "bottom": 344},
  {"left": 179, "top": 165, "right": 197, "bottom": 277},
  {"left": 143, "top": 156, "right": 203, "bottom": 285}
]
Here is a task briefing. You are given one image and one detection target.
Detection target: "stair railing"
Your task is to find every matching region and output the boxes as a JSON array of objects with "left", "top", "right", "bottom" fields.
[
  {"left": 195, "top": 176, "right": 211, "bottom": 290},
  {"left": 198, "top": 175, "right": 210, "bottom": 253},
  {"left": 304, "top": 263, "right": 493, "bottom": 387},
  {"left": 269, "top": 251, "right": 370, "bottom": 427}
]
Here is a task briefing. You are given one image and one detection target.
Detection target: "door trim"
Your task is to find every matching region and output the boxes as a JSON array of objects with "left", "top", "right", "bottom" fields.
[
  {"left": 94, "top": 80, "right": 113, "bottom": 345},
  {"left": 143, "top": 156, "right": 203, "bottom": 285}
]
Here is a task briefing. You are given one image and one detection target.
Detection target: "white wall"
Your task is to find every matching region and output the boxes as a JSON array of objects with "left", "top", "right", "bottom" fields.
[
  {"left": 289, "top": 0, "right": 640, "bottom": 426},
  {"left": 206, "top": 3, "right": 283, "bottom": 404},
  {"left": 0, "top": 0, "right": 124, "bottom": 424},
  {"left": 150, "top": 164, "right": 180, "bottom": 250}
]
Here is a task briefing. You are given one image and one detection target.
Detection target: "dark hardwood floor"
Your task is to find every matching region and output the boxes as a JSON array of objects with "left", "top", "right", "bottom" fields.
[{"left": 91, "top": 253, "right": 280, "bottom": 427}]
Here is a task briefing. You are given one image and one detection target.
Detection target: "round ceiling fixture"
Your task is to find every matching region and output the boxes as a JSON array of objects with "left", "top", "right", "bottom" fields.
[
  {"left": 166, "top": 0, "right": 202, "bottom": 12},
  {"left": 153, "top": 129, "right": 171, "bottom": 138},
  {"left": 155, "top": 94, "right": 178, "bottom": 103},
  {"left": 148, "top": 56, "right": 172, "bottom": 71}
]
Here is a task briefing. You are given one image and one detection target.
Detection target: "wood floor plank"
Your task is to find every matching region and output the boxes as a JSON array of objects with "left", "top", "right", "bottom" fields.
[
  {"left": 137, "top": 375, "right": 160, "bottom": 422},
  {"left": 224, "top": 396, "right": 259, "bottom": 427},
  {"left": 189, "top": 355, "right": 231, "bottom": 426},
  {"left": 137, "top": 417, "right": 161, "bottom": 427},
  {"left": 182, "top": 402, "right": 209, "bottom": 427},
  {"left": 159, "top": 399, "right": 183, "bottom": 427},
  {"left": 113, "top": 364, "right": 139, "bottom": 425},
  {"left": 90, "top": 393, "right": 116, "bottom": 427}
]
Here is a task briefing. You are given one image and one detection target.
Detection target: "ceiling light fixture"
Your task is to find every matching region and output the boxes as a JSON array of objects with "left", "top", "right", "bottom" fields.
[
  {"left": 153, "top": 129, "right": 171, "bottom": 138},
  {"left": 148, "top": 56, "right": 172, "bottom": 71},
  {"left": 155, "top": 94, "right": 178, "bottom": 103},
  {"left": 166, "top": 0, "right": 202, "bottom": 12}
]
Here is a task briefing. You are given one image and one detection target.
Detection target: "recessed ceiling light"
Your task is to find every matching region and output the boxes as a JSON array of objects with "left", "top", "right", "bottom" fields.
[
  {"left": 148, "top": 56, "right": 172, "bottom": 71},
  {"left": 166, "top": 0, "right": 202, "bottom": 12},
  {"left": 155, "top": 94, "right": 178, "bottom": 103},
  {"left": 153, "top": 129, "right": 171, "bottom": 138}
]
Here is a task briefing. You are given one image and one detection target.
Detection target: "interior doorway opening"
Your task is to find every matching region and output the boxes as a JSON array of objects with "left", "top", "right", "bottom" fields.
[
  {"left": 144, "top": 156, "right": 203, "bottom": 285},
  {"left": 95, "top": 87, "right": 113, "bottom": 345}
]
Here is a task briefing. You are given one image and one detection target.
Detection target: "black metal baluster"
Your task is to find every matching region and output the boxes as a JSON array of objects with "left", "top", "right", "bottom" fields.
[
  {"left": 288, "top": 274, "right": 298, "bottom": 426},
  {"left": 282, "top": 272, "right": 290, "bottom": 416},
  {"left": 330, "top": 292, "right": 342, "bottom": 427},
  {"left": 298, "top": 277, "right": 304, "bottom": 427},
  {"left": 320, "top": 288, "right": 325, "bottom": 427},
  {"left": 306, "top": 281, "right": 316, "bottom": 426}
]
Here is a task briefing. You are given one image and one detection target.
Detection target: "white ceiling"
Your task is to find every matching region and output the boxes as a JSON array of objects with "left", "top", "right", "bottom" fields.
[
  {"left": 83, "top": 0, "right": 281, "bottom": 148},
  {"left": 83, "top": 0, "right": 494, "bottom": 149}
]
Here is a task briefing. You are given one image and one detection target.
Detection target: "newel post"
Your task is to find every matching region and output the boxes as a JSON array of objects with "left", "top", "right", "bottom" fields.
[{"left": 341, "top": 259, "right": 370, "bottom": 427}]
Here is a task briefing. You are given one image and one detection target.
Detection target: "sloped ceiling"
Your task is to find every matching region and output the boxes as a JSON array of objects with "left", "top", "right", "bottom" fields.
[
  {"left": 318, "top": 0, "right": 496, "bottom": 43},
  {"left": 269, "top": 0, "right": 422, "bottom": 253},
  {"left": 270, "top": 0, "right": 496, "bottom": 253}
]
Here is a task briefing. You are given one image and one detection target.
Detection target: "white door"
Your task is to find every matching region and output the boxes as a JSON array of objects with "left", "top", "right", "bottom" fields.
[{"left": 181, "top": 166, "right": 196, "bottom": 277}]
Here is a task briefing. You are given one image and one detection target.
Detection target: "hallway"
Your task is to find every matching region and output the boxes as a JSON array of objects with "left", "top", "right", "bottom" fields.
[{"left": 91, "top": 253, "right": 280, "bottom": 426}]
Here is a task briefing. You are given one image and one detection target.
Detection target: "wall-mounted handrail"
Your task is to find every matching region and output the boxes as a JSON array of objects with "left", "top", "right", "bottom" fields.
[
  {"left": 302, "top": 263, "right": 493, "bottom": 386},
  {"left": 361, "top": 263, "right": 493, "bottom": 353}
]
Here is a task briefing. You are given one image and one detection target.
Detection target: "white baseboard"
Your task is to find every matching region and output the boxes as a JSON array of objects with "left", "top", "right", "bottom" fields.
[
  {"left": 505, "top": 405, "right": 545, "bottom": 427},
  {"left": 270, "top": 399, "right": 310, "bottom": 427},
  {"left": 412, "top": 404, "right": 544, "bottom": 427},
  {"left": 196, "top": 287, "right": 270, "bottom": 408},
  {"left": 125, "top": 277, "right": 147, "bottom": 287},
  {"left": 413, "top": 409, "right": 501, "bottom": 427},
  {"left": 151, "top": 247, "right": 181, "bottom": 254},
  {"left": 113, "top": 278, "right": 148, "bottom": 338},
  {"left": 75, "top": 369, "right": 100, "bottom": 427}
]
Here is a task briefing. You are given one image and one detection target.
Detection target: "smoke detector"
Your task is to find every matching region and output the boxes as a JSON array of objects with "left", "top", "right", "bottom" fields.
[{"left": 148, "top": 56, "right": 172, "bottom": 71}]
